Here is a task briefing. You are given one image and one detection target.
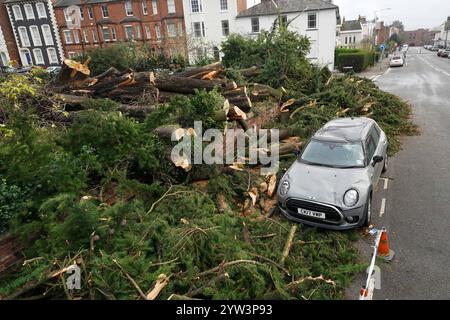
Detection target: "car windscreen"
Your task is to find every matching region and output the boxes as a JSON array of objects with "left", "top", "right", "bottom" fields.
[{"left": 300, "top": 139, "right": 365, "bottom": 168}]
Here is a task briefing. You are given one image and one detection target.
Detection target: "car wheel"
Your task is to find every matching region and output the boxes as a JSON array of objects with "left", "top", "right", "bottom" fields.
[
  {"left": 363, "top": 196, "right": 372, "bottom": 227},
  {"left": 382, "top": 155, "right": 388, "bottom": 173}
]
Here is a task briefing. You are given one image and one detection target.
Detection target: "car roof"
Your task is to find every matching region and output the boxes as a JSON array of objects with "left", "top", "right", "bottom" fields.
[{"left": 313, "top": 117, "right": 375, "bottom": 143}]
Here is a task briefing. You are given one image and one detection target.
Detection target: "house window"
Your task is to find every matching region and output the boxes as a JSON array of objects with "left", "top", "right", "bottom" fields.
[
  {"left": 36, "top": 3, "right": 46, "bottom": 19},
  {"left": 308, "top": 13, "right": 317, "bottom": 29},
  {"left": 29, "top": 26, "right": 42, "bottom": 46},
  {"left": 221, "top": 20, "right": 229, "bottom": 37},
  {"left": 24, "top": 4, "right": 35, "bottom": 20},
  {"left": 41, "top": 25, "right": 53, "bottom": 45},
  {"left": 101, "top": 5, "right": 109, "bottom": 18},
  {"left": 18, "top": 27, "right": 30, "bottom": 46},
  {"left": 63, "top": 8, "right": 71, "bottom": 21},
  {"left": 83, "top": 29, "right": 89, "bottom": 43},
  {"left": 167, "top": 0, "right": 175, "bottom": 13},
  {"left": 102, "top": 27, "right": 110, "bottom": 41},
  {"left": 167, "top": 23, "right": 176, "bottom": 37},
  {"left": 47, "top": 47, "right": 58, "bottom": 64},
  {"left": 79, "top": 8, "right": 84, "bottom": 20},
  {"left": 142, "top": 1, "right": 148, "bottom": 15},
  {"left": 73, "top": 30, "right": 80, "bottom": 43},
  {"left": 33, "top": 48, "right": 44, "bottom": 64},
  {"left": 92, "top": 30, "right": 98, "bottom": 42},
  {"left": 64, "top": 30, "right": 72, "bottom": 44},
  {"left": 125, "top": 25, "right": 134, "bottom": 40},
  {"left": 136, "top": 26, "right": 141, "bottom": 39},
  {"left": 12, "top": 5, "right": 23, "bottom": 20},
  {"left": 155, "top": 25, "right": 161, "bottom": 39},
  {"left": 145, "top": 25, "right": 151, "bottom": 39},
  {"left": 345, "top": 36, "right": 347, "bottom": 45},
  {"left": 177, "top": 23, "right": 183, "bottom": 36},
  {"left": 191, "top": 0, "right": 202, "bottom": 13},
  {"left": 88, "top": 7, "right": 94, "bottom": 19},
  {"left": 353, "top": 36, "right": 356, "bottom": 43},
  {"left": 111, "top": 27, "right": 117, "bottom": 41},
  {"left": 152, "top": 0, "right": 158, "bottom": 15},
  {"left": 125, "top": 1, "right": 133, "bottom": 16},
  {"left": 193, "top": 22, "right": 205, "bottom": 37},
  {"left": 220, "top": 0, "right": 228, "bottom": 11},
  {"left": 251, "top": 17, "right": 259, "bottom": 33}
]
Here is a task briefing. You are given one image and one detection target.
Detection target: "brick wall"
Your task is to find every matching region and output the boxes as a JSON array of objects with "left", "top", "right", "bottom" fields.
[
  {"left": 54, "top": 0, "right": 186, "bottom": 59},
  {"left": 0, "top": 1, "right": 20, "bottom": 64}
]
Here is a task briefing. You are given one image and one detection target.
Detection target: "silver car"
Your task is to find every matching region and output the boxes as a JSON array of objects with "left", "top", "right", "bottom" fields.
[{"left": 277, "top": 118, "right": 388, "bottom": 230}]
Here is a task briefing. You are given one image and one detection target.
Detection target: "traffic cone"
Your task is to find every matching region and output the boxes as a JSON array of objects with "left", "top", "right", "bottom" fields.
[
  {"left": 359, "top": 286, "right": 368, "bottom": 300},
  {"left": 377, "top": 228, "right": 395, "bottom": 261}
]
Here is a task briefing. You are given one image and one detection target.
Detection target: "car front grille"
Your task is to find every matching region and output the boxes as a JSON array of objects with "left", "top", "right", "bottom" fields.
[{"left": 286, "top": 199, "right": 342, "bottom": 223}]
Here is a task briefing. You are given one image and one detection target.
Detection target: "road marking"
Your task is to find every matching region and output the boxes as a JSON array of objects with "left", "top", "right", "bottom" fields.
[
  {"left": 417, "top": 55, "right": 450, "bottom": 77},
  {"left": 383, "top": 178, "right": 389, "bottom": 190},
  {"left": 379, "top": 198, "right": 387, "bottom": 217}
]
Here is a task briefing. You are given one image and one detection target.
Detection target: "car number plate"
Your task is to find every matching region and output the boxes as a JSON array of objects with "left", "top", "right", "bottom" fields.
[{"left": 297, "top": 208, "right": 326, "bottom": 219}]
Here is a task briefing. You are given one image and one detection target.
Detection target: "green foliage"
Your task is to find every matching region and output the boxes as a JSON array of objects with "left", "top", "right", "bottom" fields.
[
  {"left": 144, "top": 89, "right": 225, "bottom": 131},
  {"left": 0, "top": 180, "right": 28, "bottom": 234},
  {"left": 221, "top": 28, "right": 310, "bottom": 87},
  {"left": 287, "top": 75, "right": 418, "bottom": 154},
  {"left": 335, "top": 49, "right": 379, "bottom": 72},
  {"left": 59, "top": 110, "right": 164, "bottom": 177},
  {"left": 0, "top": 116, "right": 87, "bottom": 206},
  {"left": 83, "top": 43, "right": 186, "bottom": 76}
]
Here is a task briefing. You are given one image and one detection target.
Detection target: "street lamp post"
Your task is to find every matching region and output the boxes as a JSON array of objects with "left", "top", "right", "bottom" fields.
[{"left": 371, "top": 8, "right": 391, "bottom": 50}]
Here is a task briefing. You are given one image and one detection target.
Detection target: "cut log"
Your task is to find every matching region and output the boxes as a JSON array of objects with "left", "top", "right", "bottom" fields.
[
  {"left": 90, "top": 67, "right": 120, "bottom": 84},
  {"left": 280, "top": 225, "right": 297, "bottom": 266},
  {"left": 154, "top": 125, "right": 187, "bottom": 140},
  {"left": 227, "top": 96, "right": 252, "bottom": 112},
  {"left": 152, "top": 73, "right": 220, "bottom": 94},
  {"left": 267, "top": 174, "right": 277, "bottom": 197},
  {"left": 176, "top": 62, "right": 223, "bottom": 78},
  {"left": 251, "top": 84, "right": 283, "bottom": 101},
  {"left": 147, "top": 274, "right": 170, "bottom": 300},
  {"left": 239, "top": 66, "right": 261, "bottom": 78}
]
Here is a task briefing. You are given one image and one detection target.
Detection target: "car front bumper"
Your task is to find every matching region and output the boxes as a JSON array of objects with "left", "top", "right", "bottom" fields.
[{"left": 278, "top": 199, "right": 366, "bottom": 231}]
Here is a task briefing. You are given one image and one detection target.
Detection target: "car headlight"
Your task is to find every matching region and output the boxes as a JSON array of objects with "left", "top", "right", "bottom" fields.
[
  {"left": 343, "top": 189, "right": 359, "bottom": 207},
  {"left": 280, "top": 181, "right": 290, "bottom": 196}
]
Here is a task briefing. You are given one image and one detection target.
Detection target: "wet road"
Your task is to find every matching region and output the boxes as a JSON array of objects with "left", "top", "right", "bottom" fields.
[{"left": 369, "top": 47, "right": 450, "bottom": 300}]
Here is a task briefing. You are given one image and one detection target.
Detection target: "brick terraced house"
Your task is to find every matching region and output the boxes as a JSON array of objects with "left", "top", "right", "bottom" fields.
[
  {"left": 0, "top": 0, "right": 20, "bottom": 66},
  {"left": 53, "top": 0, "right": 187, "bottom": 59},
  {"left": 3, "top": 0, "right": 63, "bottom": 66}
]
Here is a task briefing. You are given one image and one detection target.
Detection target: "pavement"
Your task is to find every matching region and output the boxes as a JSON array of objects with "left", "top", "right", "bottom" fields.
[{"left": 346, "top": 47, "right": 450, "bottom": 300}]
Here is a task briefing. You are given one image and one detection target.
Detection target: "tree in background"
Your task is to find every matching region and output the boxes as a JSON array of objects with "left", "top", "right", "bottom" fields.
[{"left": 391, "top": 20, "right": 405, "bottom": 32}]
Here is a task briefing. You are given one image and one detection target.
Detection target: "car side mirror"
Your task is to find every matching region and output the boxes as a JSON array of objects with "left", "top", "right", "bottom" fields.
[{"left": 372, "top": 155, "right": 384, "bottom": 166}]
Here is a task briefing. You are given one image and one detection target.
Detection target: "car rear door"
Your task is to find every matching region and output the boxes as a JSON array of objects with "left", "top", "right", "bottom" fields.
[{"left": 370, "top": 126, "right": 385, "bottom": 185}]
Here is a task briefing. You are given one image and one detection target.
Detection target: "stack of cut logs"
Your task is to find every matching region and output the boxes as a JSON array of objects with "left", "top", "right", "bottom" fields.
[{"left": 50, "top": 59, "right": 302, "bottom": 172}]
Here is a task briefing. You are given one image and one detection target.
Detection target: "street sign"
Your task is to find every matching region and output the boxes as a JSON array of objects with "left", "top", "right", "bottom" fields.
[
  {"left": 66, "top": 5, "right": 81, "bottom": 30},
  {"left": 380, "top": 44, "right": 386, "bottom": 50}
]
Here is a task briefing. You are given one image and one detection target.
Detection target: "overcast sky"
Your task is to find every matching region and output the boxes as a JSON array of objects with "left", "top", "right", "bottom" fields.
[{"left": 333, "top": 0, "right": 449, "bottom": 30}]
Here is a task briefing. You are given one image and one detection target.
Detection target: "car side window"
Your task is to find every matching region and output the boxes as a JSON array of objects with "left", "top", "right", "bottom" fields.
[
  {"left": 365, "top": 136, "right": 377, "bottom": 161},
  {"left": 371, "top": 127, "right": 380, "bottom": 146}
]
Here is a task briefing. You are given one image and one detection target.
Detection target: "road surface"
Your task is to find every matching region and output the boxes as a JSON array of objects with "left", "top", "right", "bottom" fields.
[{"left": 351, "top": 47, "right": 450, "bottom": 300}]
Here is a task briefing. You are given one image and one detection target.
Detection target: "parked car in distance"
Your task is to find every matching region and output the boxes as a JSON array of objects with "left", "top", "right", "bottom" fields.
[
  {"left": 440, "top": 48, "right": 450, "bottom": 58},
  {"left": 430, "top": 46, "right": 439, "bottom": 51},
  {"left": 390, "top": 55, "right": 404, "bottom": 67},
  {"left": 0, "top": 66, "right": 17, "bottom": 74},
  {"left": 277, "top": 118, "right": 388, "bottom": 230},
  {"left": 46, "top": 66, "right": 61, "bottom": 75},
  {"left": 16, "top": 66, "right": 32, "bottom": 74}
]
